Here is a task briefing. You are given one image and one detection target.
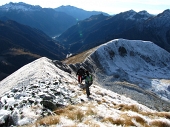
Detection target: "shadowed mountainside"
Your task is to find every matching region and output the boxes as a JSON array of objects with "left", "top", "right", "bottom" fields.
[
  {"left": 0, "top": 20, "right": 67, "bottom": 81},
  {"left": 58, "top": 10, "right": 170, "bottom": 54}
]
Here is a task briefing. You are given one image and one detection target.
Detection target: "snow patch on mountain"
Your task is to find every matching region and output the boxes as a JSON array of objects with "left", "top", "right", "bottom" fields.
[
  {"left": 124, "top": 10, "right": 152, "bottom": 21},
  {"left": 88, "top": 39, "right": 170, "bottom": 101},
  {"left": 0, "top": 57, "right": 78, "bottom": 125},
  {"left": 0, "top": 2, "right": 41, "bottom": 11},
  {"left": 0, "top": 57, "right": 74, "bottom": 95},
  {"left": 138, "top": 10, "right": 152, "bottom": 17},
  {"left": 146, "top": 9, "right": 170, "bottom": 28}
]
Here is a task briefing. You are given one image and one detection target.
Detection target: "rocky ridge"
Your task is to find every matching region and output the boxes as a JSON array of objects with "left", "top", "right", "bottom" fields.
[{"left": 0, "top": 57, "right": 170, "bottom": 126}]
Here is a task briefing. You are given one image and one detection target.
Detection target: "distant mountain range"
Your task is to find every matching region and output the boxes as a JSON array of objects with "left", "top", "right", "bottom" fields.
[
  {"left": 0, "top": 2, "right": 170, "bottom": 82},
  {"left": 0, "top": 2, "right": 110, "bottom": 37},
  {"left": 0, "top": 2, "right": 111, "bottom": 81},
  {"left": 57, "top": 9, "right": 170, "bottom": 54},
  {"left": 115, "top": 10, "right": 170, "bottom": 53},
  {"left": 0, "top": 20, "right": 67, "bottom": 81},
  {"left": 0, "top": 2, "right": 77, "bottom": 37},
  {"left": 55, "top": 5, "right": 110, "bottom": 21}
]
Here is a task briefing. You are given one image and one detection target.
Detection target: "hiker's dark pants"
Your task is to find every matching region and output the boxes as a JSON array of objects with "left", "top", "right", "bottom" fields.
[{"left": 85, "top": 82, "right": 92, "bottom": 96}]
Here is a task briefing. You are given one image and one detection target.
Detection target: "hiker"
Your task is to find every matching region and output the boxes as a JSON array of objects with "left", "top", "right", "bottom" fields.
[
  {"left": 76, "top": 66, "right": 85, "bottom": 84},
  {"left": 84, "top": 70, "right": 93, "bottom": 98}
]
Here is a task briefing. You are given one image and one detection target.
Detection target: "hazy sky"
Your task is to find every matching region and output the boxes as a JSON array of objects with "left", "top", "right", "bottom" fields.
[{"left": 0, "top": 0, "right": 170, "bottom": 14}]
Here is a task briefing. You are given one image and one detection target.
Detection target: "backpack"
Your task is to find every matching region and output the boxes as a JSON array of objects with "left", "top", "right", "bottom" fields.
[
  {"left": 77, "top": 68, "right": 85, "bottom": 76},
  {"left": 85, "top": 74, "right": 93, "bottom": 85}
]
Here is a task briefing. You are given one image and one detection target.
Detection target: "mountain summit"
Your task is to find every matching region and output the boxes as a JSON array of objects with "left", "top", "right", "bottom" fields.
[{"left": 0, "top": 2, "right": 41, "bottom": 11}]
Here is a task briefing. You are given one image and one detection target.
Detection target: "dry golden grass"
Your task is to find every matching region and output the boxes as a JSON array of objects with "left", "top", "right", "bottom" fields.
[
  {"left": 82, "top": 89, "right": 86, "bottom": 94},
  {"left": 111, "top": 104, "right": 170, "bottom": 126},
  {"left": 21, "top": 100, "right": 170, "bottom": 127},
  {"left": 140, "top": 111, "right": 170, "bottom": 120},
  {"left": 54, "top": 104, "right": 85, "bottom": 122},
  {"left": 67, "top": 105, "right": 77, "bottom": 111},
  {"left": 24, "top": 98, "right": 170, "bottom": 127},
  {"left": 101, "top": 98, "right": 109, "bottom": 104},
  {"left": 102, "top": 117, "right": 125, "bottom": 126},
  {"left": 84, "top": 120, "right": 100, "bottom": 127},
  {"left": 114, "top": 104, "right": 139, "bottom": 112},
  {"left": 54, "top": 108, "right": 65, "bottom": 115},
  {"left": 114, "top": 81, "right": 135, "bottom": 86},
  {"left": 18, "top": 124, "right": 34, "bottom": 127},
  {"left": 67, "top": 124, "right": 78, "bottom": 127},
  {"left": 35, "top": 115, "right": 60, "bottom": 126},
  {"left": 111, "top": 101, "right": 116, "bottom": 105},
  {"left": 8, "top": 48, "right": 41, "bottom": 57},
  {"left": 66, "top": 109, "right": 84, "bottom": 122},
  {"left": 96, "top": 100, "right": 102, "bottom": 105},
  {"left": 102, "top": 113, "right": 149, "bottom": 127},
  {"left": 155, "top": 112, "right": 170, "bottom": 119},
  {"left": 85, "top": 107, "right": 96, "bottom": 116},
  {"left": 54, "top": 105, "right": 76, "bottom": 115},
  {"left": 160, "top": 79, "right": 170, "bottom": 84},
  {"left": 149, "top": 120, "right": 170, "bottom": 127},
  {"left": 120, "top": 112, "right": 170, "bottom": 127},
  {"left": 129, "top": 115, "right": 149, "bottom": 127},
  {"left": 62, "top": 48, "right": 97, "bottom": 64}
]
